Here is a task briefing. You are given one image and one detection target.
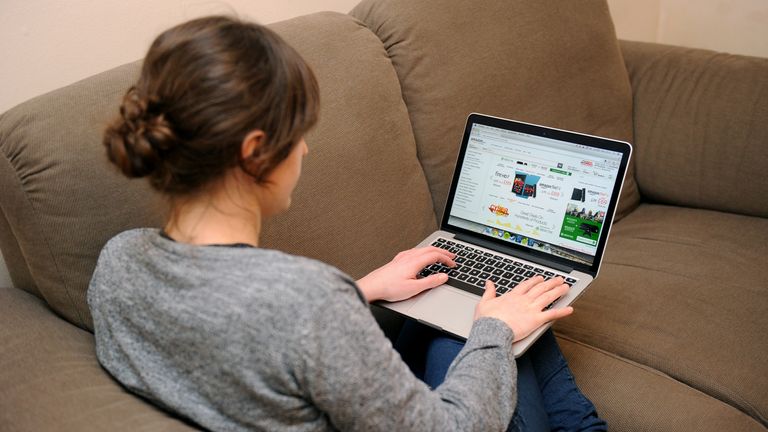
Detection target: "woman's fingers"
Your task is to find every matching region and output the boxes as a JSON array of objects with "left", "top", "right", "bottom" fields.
[
  {"left": 540, "top": 305, "right": 574, "bottom": 322},
  {"left": 511, "top": 275, "right": 545, "bottom": 295},
  {"left": 525, "top": 276, "right": 566, "bottom": 299},
  {"left": 483, "top": 280, "right": 497, "bottom": 300},
  {"left": 533, "top": 283, "right": 570, "bottom": 310},
  {"left": 407, "top": 272, "right": 449, "bottom": 292}
]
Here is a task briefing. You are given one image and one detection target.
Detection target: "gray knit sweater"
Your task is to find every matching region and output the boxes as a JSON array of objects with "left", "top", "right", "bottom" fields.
[{"left": 87, "top": 229, "right": 517, "bottom": 431}]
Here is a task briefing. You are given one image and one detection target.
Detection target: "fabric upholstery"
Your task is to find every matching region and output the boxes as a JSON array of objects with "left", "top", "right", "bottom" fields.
[
  {"left": 0, "top": 286, "right": 199, "bottom": 431},
  {"left": 555, "top": 204, "right": 768, "bottom": 425},
  {"left": 262, "top": 13, "right": 436, "bottom": 279},
  {"left": 350, "top": 0, "right": 641, "bottom": 224},
  {"left": 0, "top": 60, "right": 165, "bottom": 330},
  {"left": 0, "top": 12, "right": 436, "bottom": 331},
  {"left": 620, "top": 40, "right": 768, "bottom": 218},
  {"left": 558, "top": 336, "right": 766, "bottom": 432}
]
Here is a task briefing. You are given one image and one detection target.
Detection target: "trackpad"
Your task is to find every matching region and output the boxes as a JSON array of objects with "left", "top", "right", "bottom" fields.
[{"left": 410, "top": 287, "right": 478, "bottom": 338}]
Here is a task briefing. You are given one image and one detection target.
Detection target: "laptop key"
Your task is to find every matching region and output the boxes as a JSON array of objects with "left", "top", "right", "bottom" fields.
[
  {"left": 513, "top": 267, "right": 526, "bottom": 275},
  {"left": 492, "top": 269, "right": 504, "bottom": 276},
  {"left": 512, "top": 275, "right": 524, "bottom": 282},
  {"left": 448, "top": 270, "right": 460, "bottom": 277},
  {"left": 483, "top": 265, "right": 495, "bottom": 272},
  {"left": 498, "top": 278, "right": 510, "bottom": 286},
  {"left": 443, "top": 278, "right": 484, "bottom": 296},
  {"left": 469, "top": 269, "right": 481, "bottom": 276},
  {"left": 524, "top": 271, "right": 536, "bottom": 277},
  {"left": 457, "top": 273, "right": 469, "bottom": 281},
  {"left": 459, "top": 266, "right": 470, "bottom": 273},
  {"left": 467, "top": 276, "right": 479, "bottom": 284},
  {"left": 489, "top": 275, "right": 500, "bottom": 283},
  {"left": 479, "top": 272, "right": 491, "bottom": 280}
]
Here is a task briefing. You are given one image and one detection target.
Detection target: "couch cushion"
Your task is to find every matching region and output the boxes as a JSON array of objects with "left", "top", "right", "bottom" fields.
[
  {"left": 262, "top": 13, "right": 436, "bottom": 278},
  {"left": 0, "top": 12, "right": 436, "bottom": 330},
  {"left": 555, "top": 204, "right": 768, "bottom": 426},
  {"left": 0, "top": 286, "right": 199, "bottom": 431},
  {"left": 558, "top": 335, "right": 767, "bottom": 431},
  {"left": 350, "top": 0, "right": 640, "bottom": 224},
  {"left": 620, "top": 41, "right": 768, "bottom": 218}
]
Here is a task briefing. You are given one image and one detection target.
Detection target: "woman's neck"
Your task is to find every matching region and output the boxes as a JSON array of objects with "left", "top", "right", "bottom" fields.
[{"left": 163, "top": 183, "right": 262, "bottom": 247}]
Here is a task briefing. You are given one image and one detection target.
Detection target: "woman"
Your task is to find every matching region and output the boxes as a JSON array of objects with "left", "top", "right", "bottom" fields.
[{"left": 88, "top": 16, "right": 605, "bottom": 431}]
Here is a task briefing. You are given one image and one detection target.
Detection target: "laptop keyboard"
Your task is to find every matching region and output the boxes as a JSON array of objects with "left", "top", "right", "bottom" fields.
[{"left": 418, "top": 237, "right": 577, "bottom": 304}]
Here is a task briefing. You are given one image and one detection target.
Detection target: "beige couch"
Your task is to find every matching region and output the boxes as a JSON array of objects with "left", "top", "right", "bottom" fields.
[{"left": 1, "top": 0, "right": 766, "bottom": 430}]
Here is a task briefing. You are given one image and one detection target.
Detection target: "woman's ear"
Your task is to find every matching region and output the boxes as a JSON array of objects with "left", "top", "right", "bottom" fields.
[{"left": 241, "top": 130, "right": 266, "bottom": 160}]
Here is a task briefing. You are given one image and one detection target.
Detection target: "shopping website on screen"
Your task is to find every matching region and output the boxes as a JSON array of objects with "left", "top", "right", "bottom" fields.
[{"left": 447, "top": 124, "right": 623, "bottom": 266}]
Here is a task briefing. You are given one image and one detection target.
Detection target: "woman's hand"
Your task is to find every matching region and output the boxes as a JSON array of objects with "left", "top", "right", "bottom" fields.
[
  {"left": 357, "top": 247, "right": 456, "bottom": 303},
  {"left": 475, "top": 276, "right": 574, "bottom": 342}
]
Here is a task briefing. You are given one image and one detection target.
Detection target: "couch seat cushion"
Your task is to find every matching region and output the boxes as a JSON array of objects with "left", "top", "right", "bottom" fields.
[
  {"left": 555, "top": 204, "right": 768, "bottom": 426},
  {"left": 558, "top": 335, "right": 766, "bottom": 431},
  {"left": 0, "top": 286, "right": 199, "bottom": 431}
]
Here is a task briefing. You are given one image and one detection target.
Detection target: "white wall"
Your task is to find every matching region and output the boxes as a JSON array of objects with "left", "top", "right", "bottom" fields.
[
  {"left": 607, "top": 0, "right": 768, "bottom": 58},
  {"left": 0, "top": 0, "right": 361, "bottom": 114},
  {"left": 1, "top": 1, "right": 767, "bottom": 114}
]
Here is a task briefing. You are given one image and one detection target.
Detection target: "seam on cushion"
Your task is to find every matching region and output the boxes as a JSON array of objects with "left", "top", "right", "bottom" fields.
[
  {"left": 554, "top": 332, "right": 766, "bottom": 427},
  {"left": 0, "top": 133, "right": 85, "bottom": 328}
]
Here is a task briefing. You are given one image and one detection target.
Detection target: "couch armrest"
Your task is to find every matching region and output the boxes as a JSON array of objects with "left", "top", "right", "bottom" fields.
[
  {"left": 619, "top": 40, "right": 768, "bottom": 218},
  {"left": 0, "top": 286, "right": 198, "bottom": 431}
]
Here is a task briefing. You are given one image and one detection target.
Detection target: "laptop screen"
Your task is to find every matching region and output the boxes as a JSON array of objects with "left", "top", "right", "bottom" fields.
[{"left": 443, "top": 115, "right": 630, "bottom": 271}]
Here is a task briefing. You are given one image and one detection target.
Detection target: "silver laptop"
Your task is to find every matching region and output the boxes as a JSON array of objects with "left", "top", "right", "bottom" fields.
[{"left": 379, "top": 113, "right": 632, "bottom": 357}]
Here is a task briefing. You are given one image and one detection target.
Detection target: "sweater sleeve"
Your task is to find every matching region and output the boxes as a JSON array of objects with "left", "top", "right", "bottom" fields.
[{"left": 293, "top": 277, "right": 518, "bottom": 432}]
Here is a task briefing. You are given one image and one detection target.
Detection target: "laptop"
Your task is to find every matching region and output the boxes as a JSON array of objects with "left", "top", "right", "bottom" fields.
[{"left": 379, "top": 113, "right": 632, "bottom": 357}]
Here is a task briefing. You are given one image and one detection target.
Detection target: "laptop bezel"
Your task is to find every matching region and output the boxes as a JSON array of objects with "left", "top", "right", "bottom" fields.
[{"left": 439, "top": 113, "right": 632, "bottom": 276}]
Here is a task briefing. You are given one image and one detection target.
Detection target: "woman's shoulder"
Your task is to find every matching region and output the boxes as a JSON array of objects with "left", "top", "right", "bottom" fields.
[{"left": 95, "top": 228, "right": 362, "bottom": 301}]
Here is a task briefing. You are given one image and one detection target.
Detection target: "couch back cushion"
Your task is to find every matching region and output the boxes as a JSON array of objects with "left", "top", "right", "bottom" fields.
[
  {"left": 0, "top": 12, "right": 436, "bottom": 330},
  {"left": 621, "top": 41, "right": 768, "bottom": 218},
  {"left": 351, "top": 0, "right": 640, "bottom": 224}
]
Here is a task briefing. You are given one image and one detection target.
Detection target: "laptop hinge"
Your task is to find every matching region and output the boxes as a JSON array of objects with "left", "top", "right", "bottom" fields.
[{"left": 454, "top": 233, "right": 574, "bottom": 274}]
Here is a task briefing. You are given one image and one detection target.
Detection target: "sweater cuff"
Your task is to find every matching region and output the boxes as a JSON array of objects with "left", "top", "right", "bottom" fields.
[{"left": 464, "top": 317, "right": 515, "bottom": 352}]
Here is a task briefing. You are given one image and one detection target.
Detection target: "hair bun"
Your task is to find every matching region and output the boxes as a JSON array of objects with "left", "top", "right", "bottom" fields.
[{"left": 103, "top": 87, "right": 177, "bottom": 179}]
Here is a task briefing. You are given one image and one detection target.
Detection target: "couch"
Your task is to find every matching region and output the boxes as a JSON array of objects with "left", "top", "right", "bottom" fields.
[{"left": 1, "top": 0, "right": 766, "bottom": 430}]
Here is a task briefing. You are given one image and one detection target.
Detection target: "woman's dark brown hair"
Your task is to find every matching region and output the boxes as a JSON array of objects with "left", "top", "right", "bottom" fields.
[{"left": 103, "top": 16, "right": 320, "bottom": 195}]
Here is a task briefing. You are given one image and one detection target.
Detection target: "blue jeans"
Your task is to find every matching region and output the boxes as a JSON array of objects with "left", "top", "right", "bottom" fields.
[{"left": 394, "top": 321, "right": 606, "bottom": 431}]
